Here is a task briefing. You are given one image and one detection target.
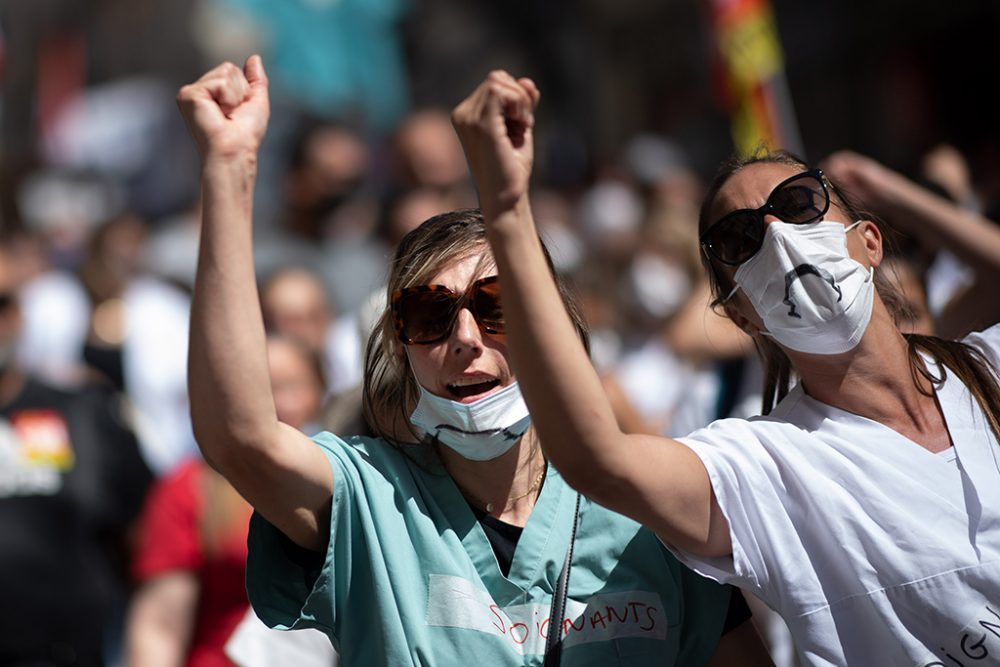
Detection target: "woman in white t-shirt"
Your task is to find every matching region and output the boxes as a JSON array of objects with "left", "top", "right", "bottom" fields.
[{"left": 453, "top": 72, "right": 1000, "bottom": 665}]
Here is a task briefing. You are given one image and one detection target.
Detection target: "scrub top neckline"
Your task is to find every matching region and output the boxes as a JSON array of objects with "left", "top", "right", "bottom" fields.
[
  {"left": 427, "top": 459, "right": 576, "bottom": 605},
  {"left": 789, "top": 350, "right": 1000, "bottom": 509}
]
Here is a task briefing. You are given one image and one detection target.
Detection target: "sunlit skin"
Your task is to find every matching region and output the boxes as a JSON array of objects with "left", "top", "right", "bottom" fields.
[
  {"left": 708, "top": 162, "right": 952, "bottom": 452},
  {"left": 403, "top": 250, "right": 514, "bottom": 405},
  {"left": 708, "top": 161, "right": 881, "bottom": 335},
  {"left": 401, "top": 247, "right": 544, "bottom": 525}
]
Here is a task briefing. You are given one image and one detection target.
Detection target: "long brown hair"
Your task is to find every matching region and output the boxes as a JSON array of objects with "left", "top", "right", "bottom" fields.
[
  {"left": 698, "top": 150, "right": 1000, "bottom": 444},
  {"left": 362, "top": 208, "right": 590, "bottom": 445}
]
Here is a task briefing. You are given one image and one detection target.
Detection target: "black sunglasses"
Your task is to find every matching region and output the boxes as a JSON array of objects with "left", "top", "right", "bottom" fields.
[
  {"left": 391, "top": 275, "right": 503, "bottom": 345},
  {"left": 700, "top": 169, "right": 831, "bottom": 266}
]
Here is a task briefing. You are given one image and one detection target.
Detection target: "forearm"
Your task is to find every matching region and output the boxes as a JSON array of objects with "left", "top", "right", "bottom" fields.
[
  {"left": 875, "top": 170, "right": 1000, "bottom": 278},
  {"left": 125, "top": 575, "right": 198, "bottom": 667},
  {"left": 456, "top": 71, "right": 724, "bottom": 554},
  {"left": 487, "top": 200, "right": 724, "bottom": 552},
  {"left": 189, "top": 153, "right": 279, "bottom": 464},
  {"left": 663, "top": 281, "right": 752, "bottom": 362},
  {"left": 486, "top": 198, "right": 626, "bottom": 491}
]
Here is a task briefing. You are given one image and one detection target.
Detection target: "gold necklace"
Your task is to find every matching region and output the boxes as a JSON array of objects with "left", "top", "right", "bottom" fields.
[
  {"left": 487, "top": 465, "right": 547, "bottom": 513},
  {"left": 458, "top": 465, "right": 547, "bottom": 514}
]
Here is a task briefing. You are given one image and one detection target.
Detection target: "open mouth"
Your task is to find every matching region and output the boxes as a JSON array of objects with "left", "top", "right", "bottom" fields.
[{"left": 446, "top": 377, "right": 500, "bottom": 399}]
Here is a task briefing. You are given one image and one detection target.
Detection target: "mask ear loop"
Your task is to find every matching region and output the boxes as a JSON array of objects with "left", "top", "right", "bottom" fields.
[
  {"left": 721, "top": 282, "right": 740, "bottom": 304},
  {"left": 844, "top": 220, "right": 875, "bottom": 283}
]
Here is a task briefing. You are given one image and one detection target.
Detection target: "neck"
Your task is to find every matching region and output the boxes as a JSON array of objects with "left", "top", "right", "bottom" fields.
[
  {"left": 790, "top": 301, "right": 944, "bottom": 444},
  {"left": 442, "top": 428, "right": 547, "bottom": 527}
]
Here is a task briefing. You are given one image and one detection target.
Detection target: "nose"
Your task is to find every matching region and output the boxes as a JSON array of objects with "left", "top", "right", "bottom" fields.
[
  {"left": 761, "top": 209, "right": 784, "bottom": 226},
  {"left": 449, "top": 307, "right": 484, "bottom": 353}
]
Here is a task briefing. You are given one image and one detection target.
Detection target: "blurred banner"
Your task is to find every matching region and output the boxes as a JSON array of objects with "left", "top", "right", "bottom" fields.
[{"left": 705, "top": 0, "right": 804, "bottom": 157}]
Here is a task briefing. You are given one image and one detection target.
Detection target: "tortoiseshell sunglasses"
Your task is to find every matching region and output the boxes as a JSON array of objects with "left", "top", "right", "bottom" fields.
[{"left": 390, "top": 275, "right": 504, "bottom": 345}]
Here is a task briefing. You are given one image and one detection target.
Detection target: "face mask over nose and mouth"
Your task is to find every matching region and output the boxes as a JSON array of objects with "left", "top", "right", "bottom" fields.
[{"left": 725, "top": 219, "right": 875, "bottom": 354}]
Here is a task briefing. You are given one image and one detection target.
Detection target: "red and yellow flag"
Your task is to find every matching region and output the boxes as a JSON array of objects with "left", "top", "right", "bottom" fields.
[{"left": 705, "top": 0, "right": 803, "bottom": 156}]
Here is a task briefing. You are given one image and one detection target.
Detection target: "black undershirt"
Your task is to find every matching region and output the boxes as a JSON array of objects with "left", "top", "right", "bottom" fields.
[
  {"left": 467, "top": 502, "right": 751, "bottom": 635},
  {"left": 469, "top": 502, "right": 523, "bottom": 577}
]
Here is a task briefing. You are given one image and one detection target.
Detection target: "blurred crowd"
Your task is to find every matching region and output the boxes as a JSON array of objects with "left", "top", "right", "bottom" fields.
[{"left": 3, "top": 1, "right": 1000, "bottom": 666}]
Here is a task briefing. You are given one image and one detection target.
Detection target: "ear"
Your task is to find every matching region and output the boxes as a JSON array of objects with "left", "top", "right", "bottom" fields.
[{"left": 858, "top": 219, "right": 883, "bottom": 269}]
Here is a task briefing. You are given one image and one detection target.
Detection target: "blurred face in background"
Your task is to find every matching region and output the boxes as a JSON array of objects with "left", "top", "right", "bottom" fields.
[
  {"left": 267, "top": 336, "right": 325, "bottom": 431},
  {"left": 260, "top": 269, "right": 331, "bottom": 353},
  {"left": 394, "top": 110, "right": 468, "bottom": 190}
]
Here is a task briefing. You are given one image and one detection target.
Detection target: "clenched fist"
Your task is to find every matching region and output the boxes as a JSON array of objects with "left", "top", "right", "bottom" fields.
[
  {"left": 177, "top": 55, "right": 270, "bottom": 161},
  {"left": 452, "top": 70, "right": 540, "bottom": 217}
]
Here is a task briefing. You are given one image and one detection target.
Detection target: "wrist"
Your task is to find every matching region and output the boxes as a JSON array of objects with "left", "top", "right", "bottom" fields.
[
  {"left": 201, "top": 151, "right": 259, "bottom": 214},
  {"left": 482, "top": 195, "right": 532, "bottom": 233},
  {"left": 483, "top": 196, "right": 540, "bottom": 259},
  {"left": 202, "top": 148, "right": 259, "bottom": 174}
]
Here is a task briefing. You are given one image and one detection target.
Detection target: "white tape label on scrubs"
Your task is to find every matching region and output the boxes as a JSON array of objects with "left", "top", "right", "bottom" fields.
[{"left": 425, "top": 574, "right": 666, "bottom": 655}]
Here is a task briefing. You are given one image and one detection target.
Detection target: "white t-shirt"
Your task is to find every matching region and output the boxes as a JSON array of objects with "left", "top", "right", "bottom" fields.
[{"left": 673, "top": 324, "right": 1000, "bottom": 666}]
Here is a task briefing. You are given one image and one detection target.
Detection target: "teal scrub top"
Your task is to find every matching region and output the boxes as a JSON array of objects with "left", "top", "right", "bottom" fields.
[{"left": 247, "top": 433, "right": 733, "bottom": 666}]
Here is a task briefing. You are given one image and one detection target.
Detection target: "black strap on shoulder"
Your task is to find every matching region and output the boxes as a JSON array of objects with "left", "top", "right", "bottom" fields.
[{"left": 543, "top": 492, "right": 581, "bottom": 666}]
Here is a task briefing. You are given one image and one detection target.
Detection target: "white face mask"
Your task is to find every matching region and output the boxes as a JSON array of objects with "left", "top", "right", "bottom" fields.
[
  {"left": 725, "top": 220, "right": 874, "bottom": 354},
  {"left": 627, "top": 252, "right": 692, "bottom": 320},
  {"left": 409, "top": 381, "right": 532, "bottom": 461}
]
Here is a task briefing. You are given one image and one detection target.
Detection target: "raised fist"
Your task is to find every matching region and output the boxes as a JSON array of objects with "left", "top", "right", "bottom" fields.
[
  {"left": 177, "top": 55, "right": 270, "bottom": 160},
  {"left": 452, "top": 70, "right": 540, "bottom": 216}
]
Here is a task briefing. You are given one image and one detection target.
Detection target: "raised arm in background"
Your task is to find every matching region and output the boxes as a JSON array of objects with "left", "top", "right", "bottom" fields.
[
  {"left": 125, "top": 573, "right": 198, "bottom": 667},
  {"left": 178, "top": 56, "right": 331, "bottom": 550},
  {"left": 822, "top": 149, "right": 1000, "bottom": 339},
  {"left": 451, "top": 72, "right": 732, "bottom": 557}
]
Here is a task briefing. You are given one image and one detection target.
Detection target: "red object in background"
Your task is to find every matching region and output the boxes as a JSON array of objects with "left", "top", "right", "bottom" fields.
[
  {"left": 702, "top": 0, "right": 803, "bottom": 156},
  {"left": 133, "top": 460, "right": 253, "bottom": 667},
  {"left": 36, "top": 30, "right": 85, "bottom": 145}
]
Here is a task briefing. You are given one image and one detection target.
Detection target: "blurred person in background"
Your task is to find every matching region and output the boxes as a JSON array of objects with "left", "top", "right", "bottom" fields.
[
  {"left": 0, "top": 241, "right": 153, "bottom": 667},
  {"left": 125, "top": 334, "right": 329, "bottom": 667},
  {"left": 6, "top": 228, "right": 92, "bottom": 389},
  {"left": 253, "top": 119, "right": 385, "bottom": 318},
  {"left": 69, "top": 211, "right": 197, "bottom": 477},
  {"left": 390, "top": 108, "right": 476, "bottom": 208},
  {"left": 259, "top": 267, "right": 362, "bottom": 398},
  {"left": 822, "top": 150, "right": 1000, "bottom": 339},
  {"left": 259, "top": 267, "right": 368, "bottom": 435},
  {"left": 12, "top": 170, "right": 125, "bottom": 389}
]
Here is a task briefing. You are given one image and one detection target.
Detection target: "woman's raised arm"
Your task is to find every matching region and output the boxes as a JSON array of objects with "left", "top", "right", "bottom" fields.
[
  {"left": 179, "top": 56, "right": 331, "bottom": 550},
  {"left": 452, "top": 72, "right": 731, "bottom": 557}
]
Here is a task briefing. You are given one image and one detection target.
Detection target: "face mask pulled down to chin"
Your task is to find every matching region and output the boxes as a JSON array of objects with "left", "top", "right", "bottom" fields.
[
  {"left": 730, "top": 220, "right": 875, "bottom": 355},
  {"left": 410, "top": 381, "right": 532, "bottom": 461}
]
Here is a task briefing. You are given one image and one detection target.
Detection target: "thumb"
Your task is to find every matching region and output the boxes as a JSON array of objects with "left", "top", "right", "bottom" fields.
[{"left": 244, "top": 54, "right": 268, "bottom": 90}]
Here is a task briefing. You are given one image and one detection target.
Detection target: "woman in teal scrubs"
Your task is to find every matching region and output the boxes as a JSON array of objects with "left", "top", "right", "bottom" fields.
[{"left": 178, "top": 56, "right": 771, "bottom": 666}]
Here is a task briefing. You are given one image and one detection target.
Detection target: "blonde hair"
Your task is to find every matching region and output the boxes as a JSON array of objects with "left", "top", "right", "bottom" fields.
[{"left": 362, "top": 208, "right": 589, "bottom": 445}]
